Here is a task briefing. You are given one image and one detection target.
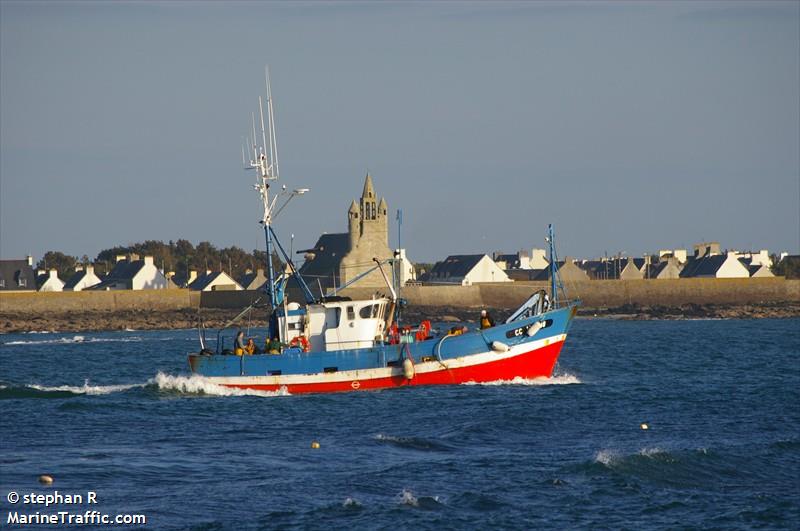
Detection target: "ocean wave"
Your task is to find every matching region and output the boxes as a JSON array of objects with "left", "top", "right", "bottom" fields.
[
  {"left": 2, "top": 335, "right": 144, "bottom": 346},
  {"left": 461, "top": 374, "right": 581, "bottom": 386},
  {"left": 151, "top": 372, "right": 290, "bottom": 397},
  {"left": 0, "top": 379, "right": 145, "bottom": 399},
  {"left": 397, "top": 489, "right": 443, "bottom": 509},
  {"left": 373, "top": 433, "right": 452, "bottom": 452}
]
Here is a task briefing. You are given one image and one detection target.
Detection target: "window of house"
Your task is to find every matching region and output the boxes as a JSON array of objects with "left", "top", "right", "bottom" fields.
[
  {"left": 0, "top": 279, "right": 5, "bottom": 288},
  {"left": 18, "top": 278, "right": 26, "bottom": 287}
]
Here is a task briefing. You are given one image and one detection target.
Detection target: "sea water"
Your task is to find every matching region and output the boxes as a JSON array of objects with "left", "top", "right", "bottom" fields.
[{"left": 1, "top": 319, "right": 798, "bottom": 530}]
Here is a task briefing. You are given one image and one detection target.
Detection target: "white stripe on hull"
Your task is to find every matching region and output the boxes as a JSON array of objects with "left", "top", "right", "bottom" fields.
[{"left": 207, "top": 334, "right": 567, "bottom": 387}]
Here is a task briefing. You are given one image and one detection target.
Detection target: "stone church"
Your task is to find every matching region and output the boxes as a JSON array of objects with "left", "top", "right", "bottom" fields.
[{"left": 298, "top": 174, "right": 395, "bottom": 291}]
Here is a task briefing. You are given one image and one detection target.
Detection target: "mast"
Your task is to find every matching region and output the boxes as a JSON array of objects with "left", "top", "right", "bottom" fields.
[
  {"left": 244, "top": 68, "right": 315, "bottom": 307},
  {"left": 547, "top": 224, "right": 565, "bottom": 308}
]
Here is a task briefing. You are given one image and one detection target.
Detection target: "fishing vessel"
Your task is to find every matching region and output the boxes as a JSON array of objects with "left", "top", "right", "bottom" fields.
[{"left": 188, "top": 73, "right": 579, "bottom": 394}]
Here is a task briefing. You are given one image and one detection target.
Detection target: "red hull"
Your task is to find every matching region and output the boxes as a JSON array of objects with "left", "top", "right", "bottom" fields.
[{"left": 222, "top": 339, "right": 565, "bottom": 395}]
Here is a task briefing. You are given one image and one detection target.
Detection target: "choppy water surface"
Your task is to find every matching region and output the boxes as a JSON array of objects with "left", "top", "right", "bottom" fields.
[{"left": 1, "top": 319, "right": 798, "bottom": 530}]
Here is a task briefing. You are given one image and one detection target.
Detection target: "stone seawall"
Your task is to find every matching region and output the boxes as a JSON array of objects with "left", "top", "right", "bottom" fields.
[
  {"left": 0, "top": 289, "right": 200, "bottom": 314},
  {"left": 1, "top": 278, "right": 797, "bottom": 316}
]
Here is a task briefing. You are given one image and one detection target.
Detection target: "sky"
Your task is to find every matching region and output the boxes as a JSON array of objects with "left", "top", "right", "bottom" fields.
[{"left": 1, "top": 0, "right": 798, "bottom": 263}]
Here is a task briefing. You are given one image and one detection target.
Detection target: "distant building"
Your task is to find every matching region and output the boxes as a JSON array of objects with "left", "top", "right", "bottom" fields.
[
  {"left": 426, "top": 254, "right": 511, "bottom": 285},
  {"left": 529, "top": 258, "right": 590, "bottom": 282},
  {"left": 580, "top": 257, "right": 646, "bottom": 280},
  {"left": 187, "top": 270, "right": 243, "bottom": 291},
  {"left": 238, "top": 268, "right": 268, "bottom": 291},
  {"left": 63, "top": 265, "right": 102, "bottom": 291},
  {"left": 645, "top": 256, "right": 684, "bottom": 279},
  {"left": 35, "top": 269, "right": 65, "bottom": 292},
  {"left": 299, "top": 174, "right": 407, "bottom": 291},
  {"left": 693, "top": 242, "right": 721, "bottom": 258},
  {"left": 658, "top": 249, "right": 688, "bottom": 264},
  {"left": 0, "top": 256, "right": 36, "bottom": 292},
  {"left": 89, "top": 255, "right": 168, "bottom": 290},
  {"left": 494, "top": 248, "right": 548, "bottom": 270},
  {"left": 680, "top": 251, "right": 750, "bottom": 279}
]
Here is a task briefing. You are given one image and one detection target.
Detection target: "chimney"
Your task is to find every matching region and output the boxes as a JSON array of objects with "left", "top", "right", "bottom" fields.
[
  {"left": 205, "top": 270, "right": 212, "bottom": 276},
  {"left": 116, "top": 255, "right": 127, "bottom": 263},
  {"left": 74, "top": 265, "right": 84, "bottom": 272},
  {"left": 37, "top": 269, "right": 45, "bottom": 276},
  {"left": 128, "top": 253, "right": 140, "bottom": 262},
  {"left": 144, "top": 256, "right": 154, "bottom": 266},
  {"left": 86, "top": 265, "right": 94, "bottom": 275},
  {"left": 49, "top": 269, "right": 58, "bottom": 279},
  {"left": 27, "top": 255, "right": 33, "bottom": 266}
]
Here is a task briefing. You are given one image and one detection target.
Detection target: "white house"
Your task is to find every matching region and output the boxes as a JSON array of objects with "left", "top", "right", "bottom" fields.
[
  {"left": 680, "top": 251, "right": 750, "bottom": 279},
  {"left": 187, "top": 270, "right": 243, "bottom": 291},
  {"left": 64, "top": 265, "right": 102, "bottom": 291},
  {"left": 428, "top": 254, "right": 511, "bottom": 286},
  {"left": 394, "top": 248, "right": 416, "bottom": 285},
  {"left": 90, "top": 255, "right": 168, "bottom": 290},
  {"left": 36, "top": 269, "right": 65, "bottom": 292}
]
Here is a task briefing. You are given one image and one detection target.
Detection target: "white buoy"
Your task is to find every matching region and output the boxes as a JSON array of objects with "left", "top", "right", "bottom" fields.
[
  {"left": 527, "top": 321, "right": 543, "bottom": 337},
  {"left": 38, "top": 475, "right": 54, "bottom": 485},
  {"left": 402, "top": 358, "right": 415, "bottom": 380},
  {"left": 491, "top": 341, "right": 509, "bottom": 352},
  {"left": 640, "top": 423, "right": 649, "bottom": 430}
]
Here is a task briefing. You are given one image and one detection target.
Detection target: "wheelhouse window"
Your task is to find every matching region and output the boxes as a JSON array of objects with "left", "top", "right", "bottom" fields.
[
  {"left": 359, "top": 304, "right": 379, "bottom": 319},
  {"left": 346, "top": 306, "right": 355, "bottom": 320}
]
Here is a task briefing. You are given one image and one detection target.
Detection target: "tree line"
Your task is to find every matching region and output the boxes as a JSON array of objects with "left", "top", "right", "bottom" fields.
[{"left": 37, "top": 240, "right": 275, "bottom": 282}]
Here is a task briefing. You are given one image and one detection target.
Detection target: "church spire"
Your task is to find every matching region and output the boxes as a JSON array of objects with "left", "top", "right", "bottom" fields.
[{"left": 362, "top": 172, "right": 375, "bottom": 199}]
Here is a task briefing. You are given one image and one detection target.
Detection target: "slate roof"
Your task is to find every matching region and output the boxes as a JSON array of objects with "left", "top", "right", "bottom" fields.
[
  {"left": 89, "top": 259, "right": 146, "bottom": 289},
  {"left": 187, "top": 271, "right": 240, "bottom": 291},
  {"left": 238, "top": 270, "right": 267, "bottom": 291},
  {"left": 63, "top": 270, "right": 87, "bottom": 290},
  {"left": 297, "top": 233, "right": 350, "bottom": 286},
  {"left": 680, "top": 255, "right": 727, "bottom": 277},
  {"left": 494, "top": 253, "right": 521, "bottom": 268},
  {"left": 430, "top": 255, "right": 485, "bottom": 279},
  {"left": 0, "top": 259, "right": 36, "bottom": 291}
]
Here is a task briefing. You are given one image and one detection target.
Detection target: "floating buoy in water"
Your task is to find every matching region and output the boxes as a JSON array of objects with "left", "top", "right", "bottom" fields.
[
  {"left": 527, "top": 321, "right": 543, "bottom": 337},
  {"left": 402, "top": 358, "right": 415, "bottom": 380},
  {"left": 38, "top": 475, "right": 54, "bottom": 485},
  {"left": 311, "top": 441, "right": 320, "bottom": 449},
  {"left": 640, "top": 423, "right": 649, "bottom": 430},
  {"left": 491, "top": 341, "right": 509, "bottom": 352}
]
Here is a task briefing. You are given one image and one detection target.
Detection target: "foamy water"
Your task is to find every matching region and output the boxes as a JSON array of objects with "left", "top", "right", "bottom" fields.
[
  {"left": 461, "top": 374, "right": 581, "bottom": 386},
  {"left": 28, "top": 380, "right": 145, "bottom": 395},
  {"left": 151, "top": 372, "right": 290, "bottom": 397}
]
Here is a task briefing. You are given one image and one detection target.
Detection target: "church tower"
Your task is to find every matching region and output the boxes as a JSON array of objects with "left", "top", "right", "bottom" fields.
[{"left": 341, "top": 173, "right": 392, "bottom": 285}]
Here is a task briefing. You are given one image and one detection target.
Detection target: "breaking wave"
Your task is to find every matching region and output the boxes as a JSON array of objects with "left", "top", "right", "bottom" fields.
[
  {"left": 461, "top": 374, "right": 581, "bottom": 386},
  {"left": 0, "top": 380, "right": 145, "bottom": 399},
  {"left": 1, "top": 373, "right": 289, "bottom": 399},
  {"left": 397, "top": 489, "right": 444, "bottom": 509},
  {"left": 2, "top": 335, "right": 144, "bottom": 346},
  {"left": 151, "top": 372, "right": 290, "bottom": 397}
]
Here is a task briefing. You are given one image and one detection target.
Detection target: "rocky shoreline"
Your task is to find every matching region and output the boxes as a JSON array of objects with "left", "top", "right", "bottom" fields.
[{"left": 1, "top": 302, "right": 798, "bottom": 334}]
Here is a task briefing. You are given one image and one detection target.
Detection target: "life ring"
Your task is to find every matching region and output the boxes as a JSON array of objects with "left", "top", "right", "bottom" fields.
[{"left": 289, "top": 335, "right": 310, "bottom": 352}]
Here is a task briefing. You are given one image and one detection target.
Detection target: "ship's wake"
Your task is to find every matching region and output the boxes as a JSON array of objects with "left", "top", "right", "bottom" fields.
[{"left": 461, "top": 373, "right": 581, "bottom": 386}]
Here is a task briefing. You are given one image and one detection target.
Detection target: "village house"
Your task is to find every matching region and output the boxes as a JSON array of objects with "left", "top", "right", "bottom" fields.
[
  {"left": 89, "top": 254, "right": 169, "bottom": 290},
  {"left": 680, "top": 251, "right": 750, "bottom": 279},
  {"left": 645, "top": 256, "right": 684, "bottom": 279},
  {"left": 187, "top": 270, "right": 243, "bottom": 291},
  {"left": 0, "top": 256, "right": 36, "bottom": 292},
  {"left": 494, "top": 248, "right": 549, "bottom": 271},
  {"left": 63, "top": 265, "right": 102, "bottom": 291},
  {"left": 238, "top": 268, "right": 268, "bottom": 291},
  {"left": 35, "top": 269, "right": 65, "bottom": 292},
  {"left": 526, "top": 258, "right": 590, "bottom": 282},
  {"left": 425, "top": 254, "right": 511, "bottom": 285}
]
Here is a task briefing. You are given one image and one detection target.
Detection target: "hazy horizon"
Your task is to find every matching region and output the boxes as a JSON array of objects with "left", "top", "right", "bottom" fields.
[{"left": 2, "top": 1, "right": 798, "bottom": 263}]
